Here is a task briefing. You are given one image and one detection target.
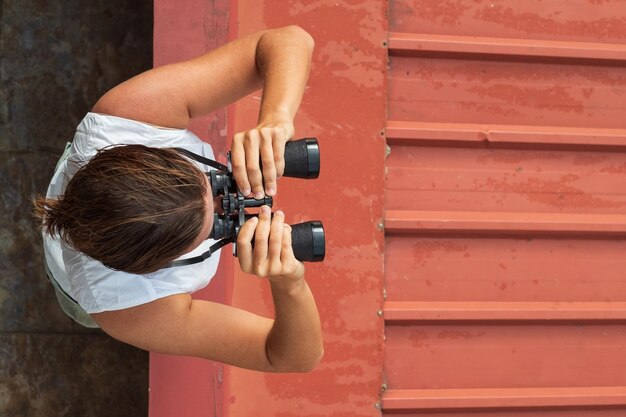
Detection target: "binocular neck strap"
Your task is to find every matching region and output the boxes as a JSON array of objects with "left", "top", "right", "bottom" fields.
[
  {"left": 173, "top": 147, "right": 229, "bottom": 172},
  {"left": 163, "top": 237, "right": 232, "bottom": 269}
]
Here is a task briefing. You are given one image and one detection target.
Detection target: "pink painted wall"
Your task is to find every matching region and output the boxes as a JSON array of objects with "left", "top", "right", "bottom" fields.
[
  {"left": 225, "top": 1, "right": 387, "bottom": 416},
  {"left": 151, "top": 1, "right": 387, "bottom": 416},
  {"left": 150, "top": 1, "right": 231, "bottom": 416}
]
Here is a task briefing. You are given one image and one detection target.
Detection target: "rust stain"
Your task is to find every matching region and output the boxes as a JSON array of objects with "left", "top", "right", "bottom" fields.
[
  {"left": 573, "top": 154, "right": 610, "bottom": 166},
  {"left": 476, "top": 150, "right": 562, "bottom": 164},
  {"left": 404, "top": 58, "right": 624, "bottom": 85},
  {"left": 480, "top": 175, "right": 626, "bottom": 209},
  {"left": 263, "top": 365, "right": 379, "bottom": 404},
  {"left": 457, "top": 100, "right": 523, "bottom": 118},
  {"left": 393, "top": 0, "right": 471, "bottom": 27},
  {"left": 341, "top": 187, "right": 381, "bottom": 208},
  {"left": 588, "top": 0, "right": 619, "bottom": 4},
  {"left": 411, "top": 240, "right": 468, "bottom": 266},
  {"left": 467, "top": 84, "right": 585, "bottom": 114},
  {"left": 599, "top": 162, "right": 626, "bottom": 174},
  {"left": 437, "top": 330, "right": 485, "bottom": 340},
  {"left": 409, "top": 330, "right": 431, "bottom": 348},
  {"left": 317, "top": 40, "right": 382, "bottom": 89},
  {"left": 476, "top": 4, "right": 626, "bottom": 41}
]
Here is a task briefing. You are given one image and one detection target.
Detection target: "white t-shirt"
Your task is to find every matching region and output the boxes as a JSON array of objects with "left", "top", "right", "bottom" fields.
[{"left": 43, "top": 112, "right": 221, "bottom": 313}]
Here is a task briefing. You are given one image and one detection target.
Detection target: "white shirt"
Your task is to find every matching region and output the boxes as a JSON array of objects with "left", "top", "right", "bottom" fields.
[{"left": 43, "top": 112, "right": 221, "bottom": 313}]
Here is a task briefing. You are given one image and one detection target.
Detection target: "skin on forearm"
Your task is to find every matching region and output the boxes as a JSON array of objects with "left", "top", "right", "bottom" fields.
[
  {"left": 256, "top": 26, "right": 315, "bottom": 124},
  {"left": 266, "top": 278, "right": 323, "bottom": 372}
]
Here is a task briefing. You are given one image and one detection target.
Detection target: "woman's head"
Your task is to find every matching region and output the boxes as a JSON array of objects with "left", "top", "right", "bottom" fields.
[{"left": 34, "top": 145, "right": 213, "bottom": 274}]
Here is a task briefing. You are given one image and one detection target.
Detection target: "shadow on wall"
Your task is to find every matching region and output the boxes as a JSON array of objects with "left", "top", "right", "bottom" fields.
[{"left": 1, "top": 1, "right": 152, "bottom": 416}]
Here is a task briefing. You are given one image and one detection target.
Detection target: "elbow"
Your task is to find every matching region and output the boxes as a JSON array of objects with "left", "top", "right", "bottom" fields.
[
  {"left": 279, "top": 346, "right": 324, "bottom": 374},
  {"left": 301, "top": 346, "right": 324, "bottom": 372},
  {"left": 294, "top": 348, "right": 324, "bottom": 373},
  {"left": 279, "top": 25, "right": 315, "bottom": 51}
]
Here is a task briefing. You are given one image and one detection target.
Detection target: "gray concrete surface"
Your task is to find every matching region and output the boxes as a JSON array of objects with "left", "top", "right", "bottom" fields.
[{"left": 1, "top": 1, "right": 152, "bottom": 415}]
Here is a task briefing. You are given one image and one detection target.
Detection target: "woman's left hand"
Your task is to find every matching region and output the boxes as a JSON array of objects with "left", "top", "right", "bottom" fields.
[{"left": 231, "top": 118, "right": 295, "bottom": 199}]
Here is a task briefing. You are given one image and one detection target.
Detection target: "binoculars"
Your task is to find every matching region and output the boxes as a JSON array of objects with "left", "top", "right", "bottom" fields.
[{"left": 208, "top": 138, "right": 325, "bottom": 262}]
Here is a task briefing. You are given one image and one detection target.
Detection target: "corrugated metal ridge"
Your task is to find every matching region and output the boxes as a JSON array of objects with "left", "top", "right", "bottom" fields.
[
  {"left": 385, "top": 210, "right": 626, "bottom": 236},
  {"left": 388, "top": 32, "right": 626, "bottom": 61},
  {"left": 384, "top": 301, "right": 626, "bottom": 321},
  {"left": 386, "top": 121, "right": 626, "bottom": 150},
  {"left": 383, "top": 386, "right": 626, "bottom": 410}
]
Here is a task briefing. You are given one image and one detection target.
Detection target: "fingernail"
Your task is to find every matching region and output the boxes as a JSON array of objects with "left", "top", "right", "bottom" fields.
[
  {"left": 275, "top": 210, "right": 284, "bottom": 217},
  {"left": 261, "top": 205, "right": 270, "bottom": 214},
  {"left": 242, "top": 188, "right": 251, "bottom": 196},
  {"left": 254, "top": 191, "right": 264, "bottom": 199},
  {"left": 266, "top": 187, "right": 275, "bottom": 196}
]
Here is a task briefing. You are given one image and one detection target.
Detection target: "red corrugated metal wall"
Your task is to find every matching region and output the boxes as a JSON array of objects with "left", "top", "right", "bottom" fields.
[{"left": 383, "top": 1, "right": 626, "bottom": 416}]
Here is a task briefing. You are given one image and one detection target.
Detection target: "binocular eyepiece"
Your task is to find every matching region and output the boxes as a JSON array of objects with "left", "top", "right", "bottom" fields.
[{"left": 209, "top": 138, "right": 325, "bottom": 262}]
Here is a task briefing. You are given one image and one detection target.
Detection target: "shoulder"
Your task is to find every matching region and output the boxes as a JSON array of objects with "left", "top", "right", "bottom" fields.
[
  {"left": 60, "top": 246, "right": 181, "bottom": 313},
  {"left": 58, "top": 237, "right": 221, "bottom": 314},
  {"left": 68, "top": 112, "right": 209, "bottom": 167},
  {"left": 75, "top": 112, "right": 189, "bottom": 148}
]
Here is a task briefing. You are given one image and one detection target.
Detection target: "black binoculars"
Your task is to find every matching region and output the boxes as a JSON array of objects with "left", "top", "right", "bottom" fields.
[
  {"left": 166, "top": 139, "right": 324, "bottom": 269},
  {"left": 208, "top": 138, "right": 325, "bottom": 262}
]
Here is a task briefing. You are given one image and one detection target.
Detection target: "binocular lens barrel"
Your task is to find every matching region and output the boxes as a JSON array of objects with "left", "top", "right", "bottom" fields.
[
  {"left": 212, "top": 214, "right": 325, "bottom": 262},
  {"left": 210, "top": 138, "right": 320, "bottom": 197},
  {"left": 291, "top": 221, "right": 325, "bottom": 262},
  {"left": 283, "top": 138, "right": 320, "bottom": 179}
]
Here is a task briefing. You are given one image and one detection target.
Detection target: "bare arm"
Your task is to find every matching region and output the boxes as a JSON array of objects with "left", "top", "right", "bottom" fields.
[
  {"left": 92, "top": 207, "right": 323, "bottom": 372},
  {"left": 93, "top": 25, "right": 315, "bottom": 198},
  {"left": 236, "top": 207, "right": 323, "bottom": 370},
  {"left": 230, "top": 27, "right": 314, "bottom": 199},
  {"left": 92, "top": 295, "right": 280, "bottom": 371},
  {"left": 93, "top": 29, "right": 266, "bottom": 127},
  {"left": 92, "top": 293, "right": 320, "bottom": 373}
]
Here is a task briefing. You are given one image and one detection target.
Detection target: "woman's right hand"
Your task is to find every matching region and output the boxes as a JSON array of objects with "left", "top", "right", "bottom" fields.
[{"left": 236, "top": 205, "right": 305, "bottom": 283}]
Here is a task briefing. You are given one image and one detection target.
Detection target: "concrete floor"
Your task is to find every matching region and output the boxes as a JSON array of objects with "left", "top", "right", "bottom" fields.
[{"left": 1, "top": 1, "right": 152, "bottom": 415}]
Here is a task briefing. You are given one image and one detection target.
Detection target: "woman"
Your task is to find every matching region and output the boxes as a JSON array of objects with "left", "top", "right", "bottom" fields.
[{"left": 34, "top": 26, "right": 323, "bottom": 373}]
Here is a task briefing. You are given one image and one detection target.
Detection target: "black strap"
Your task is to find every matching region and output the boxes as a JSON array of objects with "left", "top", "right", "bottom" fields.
[
  {"left": 45, "top": 267, "right": 81, "bottom": 305},
  {"left": 173, "top": 148, "right": 229, "bottom": 172},
  {"left": 166, "top": 149, "right": 232, "bottom": 268},
  {"left": 163, "top": 238, "right": 232, "bottom": 268}
]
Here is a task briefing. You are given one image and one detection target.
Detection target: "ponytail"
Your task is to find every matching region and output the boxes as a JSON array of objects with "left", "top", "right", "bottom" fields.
[
  {"left": 32, "top": 145, "right": 208, "bottom": 274},
  {"left": 33, "top": 195, "right": 72, "bottom": 241}
]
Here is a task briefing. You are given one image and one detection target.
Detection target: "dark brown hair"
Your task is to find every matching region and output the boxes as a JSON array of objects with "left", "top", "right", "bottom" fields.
[{"left": 33, "top": 145, "right": 208, "bottom": 274}]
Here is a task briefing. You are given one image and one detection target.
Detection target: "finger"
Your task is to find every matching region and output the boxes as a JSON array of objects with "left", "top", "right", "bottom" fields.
[
  {"left": 259, "top": 129, "right": 277, "bottom": 196},
  {"left": 273, "top": 135, "right": 287, "bottom": 179},
  {"left": 253, "top": 205, "right": 272, "bottom": 275},
  {"left": 236, "top": 216, "right": 258, "bottom": 273},
  {"left": 280, "top": 224, "right": 296, "bottom": 263},
  {"left": 231, "top": 133, "right": 250, "bottom": 196},
  {"left": 280, "top": 224, "right": 304, "bottom": 278},
  {"left": 268, "top": 210, "right": 284, "bottom": 272},
  {"left": 244, "top": 130, "right": 263, "bottom": 199}
]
